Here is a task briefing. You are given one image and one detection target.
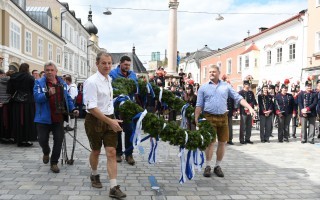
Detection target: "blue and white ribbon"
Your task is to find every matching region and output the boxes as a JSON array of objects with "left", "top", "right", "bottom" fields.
[
  {"left": 193, "top": 148, "right": 204, "bottom": 172},
  {"left": 113, "top": 95, "right": 131, "bottom": 107},
  {"left": 131, "top": 109, "right": 148, "bottom": 148},
  {"left": 148, "top": 135, "right": 159, "bottom": 164},
  {"left": 180, "top": 103, "right": 189, "bottom": 129},
  {"left": 185, "top": 149, "right": 195, "bottom": 180},
  {"left": 159, "top": 87, "right": 163, "bottom": 103},
  {"left": 178, "top": 131, "right": 188, "bottom": 184}
]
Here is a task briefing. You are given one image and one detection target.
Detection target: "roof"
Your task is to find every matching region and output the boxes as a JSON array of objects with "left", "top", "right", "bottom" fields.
[
  {"left": 240, "top": 43, "right": 259, "bottom": 55},
  {"left": 183, "top": 45, "right": 215, "bottom": 61},
  {"left": 244, "top": 10, "right": 306, "bottom": 42},
  {"left": 110, "top": 53, "right": 147, "bottom": 73}
]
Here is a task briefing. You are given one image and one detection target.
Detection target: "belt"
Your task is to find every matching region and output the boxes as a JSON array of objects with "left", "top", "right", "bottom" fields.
[{"left": 204, "top": 112, "right": 227, "bottom": 117}]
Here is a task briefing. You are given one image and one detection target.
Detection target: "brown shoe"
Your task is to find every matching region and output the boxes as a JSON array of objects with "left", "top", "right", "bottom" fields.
[
  {"left": 203, "top": 166, "right": 211, "bottom": 177},
  {"left": 43, "top": 154, "right": 49, "bottom": 164},
  {"left": 214, "top": 166, "right": 224, "bottom": 177},
  {"left": 50, "top": 164, "right": 60, "bottom": 173},
  {"left": 116, "top": 155, "right": 122, "bottom": 163},
  {"left": 109, "top": 185, "right": 126, "bottom": 199},
  {"left": 125, "top": 155, "right": 135, "bottom": 165},
  {"left": 90, "top": 174, "right": 102, "bottom": 188}
]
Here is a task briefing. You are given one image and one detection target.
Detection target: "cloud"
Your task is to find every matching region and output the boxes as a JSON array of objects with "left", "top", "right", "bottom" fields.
[{"left": 63, "top": 0, "right": 307, "bottom": 62}]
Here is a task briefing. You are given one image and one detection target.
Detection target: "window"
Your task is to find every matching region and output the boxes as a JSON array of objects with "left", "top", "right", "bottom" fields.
[
  {"left": 316, "top": 32, "right": 320, "bottom": 52},
  {"left": 217, "top": 62, "right": 222, "bottom": 69},
  {"left": 238, "top": 56, "right": 242, "bottom": 73},
  {"left": 227, "top": 59, "right": 232, "bottom": 74},
  {"left": 48, "top": 43, "right": 53, "bottom": 61},
  {"left": 25, "top": 31, "right": 32, "bottom": 54},
  {"left": 317, "top": 0, "right": 320, "bottom": 7},
  {"left": 10, "top": 19, "right": 21, "bottom": 50},
  {"left": 245, "top": 56, "right": 249, "bottom": 68},
  {"left": 70, "top": 27, "right": 73, "bottom": 43},
  {"left": 64, "top": 53, "right": 68, "bottom": 69},
  {"left": 56, "top": 48, "right": 61, "bottom": 64},
  {"left": 254, "top": 58, "right": 258, "bottom": 67},
  {"left": 289, "top": 43, "right": 296, "bottom": 60},
  {"left": 48, "top": 16, "right": 52, "bottom": 30},
  {"left": 37, "top": 37, "right": 43, "bottom": 58},
  {"left": 69, "top": 54, "right": 73, "bottom": 71},
  {"left": 266, "top": 50, "right": 271, "bottom": 65},
  {"left": 203, "top": 66, "right": 207, "bottom": 79},
  {"left": 64, "top": 23, "right": 69, "bottom": 40},
  {"left": 277, "top": 47, "right": 282, "bottom": 63}
]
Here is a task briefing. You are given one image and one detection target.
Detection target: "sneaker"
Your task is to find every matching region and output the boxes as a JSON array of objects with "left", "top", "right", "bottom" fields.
[
  {"left": 109, "top": 185, "right": 126, "bottom": 199},
  {"left": 90, "top": 174, "right": 102, "bottom": 188},
  {"left": 125, "top": 155, "right": 135, "bottom": 166},
  {"left": 116, "top": 155, "right": 122, "bottom": 163},
  {"left": 43, "top": 154, "right": 49, "bottom": 164},
  {"left": 203, "top": 166, "right": 211, "bottom": 177},
  {"left": 214, "top": 166, "right": 224, "bottom": 177},
  {"left": 50, "top": 164, "right": 60, "bottom": 173}
]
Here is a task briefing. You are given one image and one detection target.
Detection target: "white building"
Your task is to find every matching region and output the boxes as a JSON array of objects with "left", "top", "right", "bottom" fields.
[{"left": 241, "top": 10, "right": 308, "bottom": 89}]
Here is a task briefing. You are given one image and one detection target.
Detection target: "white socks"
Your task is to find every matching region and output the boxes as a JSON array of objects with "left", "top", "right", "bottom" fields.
[
  {"left": 206, "top": 161, "right": 211, "bottom": 167},
  {"left": 91, "top": 170, "right": 98, "bottom": 176},
  {"left": 215, "top": 160, "right": 222, "bottom": 167},
  {"left": 110, "top": 179, "right": 117, "bottom": 188}
]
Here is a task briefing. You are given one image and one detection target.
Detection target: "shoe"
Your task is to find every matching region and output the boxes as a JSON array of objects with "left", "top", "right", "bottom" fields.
[
  {"left": 64, "top": 125, "right": 74, "bottom": 132},
  {"left": 24, "top": 141, "right": 33, "bottom": 147},
  {"left": 240, "top": 141, "right": 246, "bottom": 144},
  {"left": 301, "top": 141, "right": 307, "bottom": 144},
  {"left": 227, "top": 141, "right": 234, "bottom": 145},
  {"left": 265, "top": 140, "right": 270, "bottom": 143},
  {"left": 116, "top": 155, "right": 122, "bottom": 163},
  {"left": 109, "top": 185, "right": 126, "bottom": 199},
  {"left": 279, "top": 141, "right": 283, "bottom": 143},
  {"left": 308, "top": 141, "right": 315, "bottom": 144},
  {"left": 261, "top": 140, "right": 265, "bottom": 143},
  {"left": 292, "top": 134, "right": 297, "bottom": 138},
  {"left": 214, "top": 166, "right": 224, "bottom": 177},
  {"left": 284, "top": 138, "right": 289, "bottom": 142},
  {"left": 245, "top": 140, "right": 253, "bottom": 144},
  {"left": 203, "top": 166, "right": 211, "bottom": 177},
  {"left": 43, "top": 154, "right": 50, "bottom": 164},
  {"left": 270, "top": 134, "right": 274, "bottom": 137},
  {"left": 90, "top": 174, "right": 103, "bottom": 188},
  {"left": 125, "top": 155, "right": 135, "bottom": 165},
  {"left": 50, "top": 164, "right": 60, "bottom": 173}
]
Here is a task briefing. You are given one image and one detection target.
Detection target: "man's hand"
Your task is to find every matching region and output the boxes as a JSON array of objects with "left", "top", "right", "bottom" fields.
[
  {"left": 109, "top": 119, "right": 123, "bottom": 132},
  {"left": 48, "top": 87, "right": 56, "bottom": 96},
  {"left": 301, "top": 108, "right": 307, "bottom": 114},
  {"left": 249, "top": 108, "right": 256, "bottom": 117},
  {"left": 292, "top": 113, "right": 296, "bottom": 118},
  {"left": 73, "top": 110, "right": 79, "bottom": 117}
]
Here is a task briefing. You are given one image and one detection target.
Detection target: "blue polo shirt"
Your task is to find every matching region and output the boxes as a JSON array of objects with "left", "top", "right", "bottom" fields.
[{"left": 196, "top": 80, "right": 243, "bottom": 115}]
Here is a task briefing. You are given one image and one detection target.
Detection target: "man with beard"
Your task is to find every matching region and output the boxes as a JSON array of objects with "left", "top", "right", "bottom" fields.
[
  {"left": 298, "top": 80, "right": 318, "bottom": 144},
  {"left": 109, "top": 55, "right": 137, "bottom": 165},
  {"left": 195, "top": 65, "right": 255, "bottom": 178}
]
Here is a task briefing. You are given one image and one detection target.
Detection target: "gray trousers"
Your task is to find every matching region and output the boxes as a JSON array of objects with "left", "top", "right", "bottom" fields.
[
  {"left": 259, "top": 115, "right": 272, "bottom": 141},
  {"left": 292, "top": 116, "right": 297, "bottom": 136},
  {"left": 301, "top": 116, "right": 316, "bottom": 143},
  {"left": 228, "top": 116, "right": 233, "bottom": 142},
  {"left": 240, "top": 114, "right": 252, "bottom": 142},
  {"left": 278, "top": 114, "right": 292, "bottom": 141}
]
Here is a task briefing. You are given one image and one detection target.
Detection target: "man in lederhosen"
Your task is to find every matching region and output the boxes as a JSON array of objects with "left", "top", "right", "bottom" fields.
[
  {"left": 239, "top": 80, "right": 257, "bottom": 144},
  {"left": 275, "top": 84, "right": 296, "bottom": 142},
  {"left": 298, "top": 80, "right": 318, "bottom": 144}
]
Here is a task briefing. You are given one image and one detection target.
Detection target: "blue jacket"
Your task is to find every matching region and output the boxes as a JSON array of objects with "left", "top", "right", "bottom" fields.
[
  {"left": 33, "top": 76, "right": 75, "bottom": 124},
  {"left": 109, "top": 65, "right": 138, "bottom": 84}
]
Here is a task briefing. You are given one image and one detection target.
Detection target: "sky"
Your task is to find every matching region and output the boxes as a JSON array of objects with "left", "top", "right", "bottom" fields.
[{"left": 62, "top": 0, "right": 307, "bottom": 64}]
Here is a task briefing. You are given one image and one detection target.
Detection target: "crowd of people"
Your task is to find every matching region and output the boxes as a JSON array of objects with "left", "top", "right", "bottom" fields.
[{"left": 1, "top": 52, "right": 320, "bottom": 199}]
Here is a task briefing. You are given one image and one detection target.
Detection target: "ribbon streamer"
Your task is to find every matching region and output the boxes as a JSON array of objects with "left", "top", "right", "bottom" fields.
[
  {"left": 159, "top": 87, "right": 163, "bottom": 103},
  {"left": 131, "top": 109, "right": 148, "bottom": 148},
  {"left": 148, "top": 136, "right": 159, "bottom": 164},
  {"left": 193, "top": 149, "right": 204, "bottom": 172},
  {"left": 178, "top": 131, "right": 189, "bottom": 184},
  {"left": 185, "top": 150, "right": 195, "bottom": 180},
  {"left": 180, "top": 103, "right": 189, "bottom": 129}
]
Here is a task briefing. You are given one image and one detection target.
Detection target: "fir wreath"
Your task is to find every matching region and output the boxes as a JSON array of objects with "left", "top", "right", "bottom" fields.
[{"left": 114, "top": 78, "right": 216, "bottom": 150}]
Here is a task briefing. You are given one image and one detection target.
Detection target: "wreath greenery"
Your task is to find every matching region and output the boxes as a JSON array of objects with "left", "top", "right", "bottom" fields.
[
  {"left": 115, "top": 78, "right": 216, "bottom": 150},
  {"left": 112, "top": 78, "right": 137, "bottom": 97}
]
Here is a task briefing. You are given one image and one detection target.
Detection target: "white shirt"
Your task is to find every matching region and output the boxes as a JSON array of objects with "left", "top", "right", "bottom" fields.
[
  {"left": 67, "top": 83, "right": 78, "bottom": 100},
  {"left": 83, "top": 71, "right": 114, "bottom": 115}
]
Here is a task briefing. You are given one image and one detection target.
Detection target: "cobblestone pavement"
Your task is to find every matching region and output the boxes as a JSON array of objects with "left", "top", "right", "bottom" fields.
[{"left": 1, "top": 119, "right": 320, "bottom": 200}]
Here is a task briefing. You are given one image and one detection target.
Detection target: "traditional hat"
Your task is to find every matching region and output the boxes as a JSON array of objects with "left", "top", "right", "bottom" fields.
[
  {"left": 268, "top": 85, "right": 275, "bottom": 89},
  {"left": 281, "top": 84, "right": 288, "bottom": 89},
  {"left": 243, "top": 80, "right": 251, "bottom": 85},
  {"left": 305, "top": 80, "right": 312, "bottom": 86}
]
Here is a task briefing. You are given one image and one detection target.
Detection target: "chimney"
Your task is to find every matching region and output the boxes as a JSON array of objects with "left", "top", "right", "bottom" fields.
[
  {"left": 132, "top": 46, "right": 136, "bottom": 54},
  {"left": 259, "top": 27, "right": 268, "bottom": 32}
]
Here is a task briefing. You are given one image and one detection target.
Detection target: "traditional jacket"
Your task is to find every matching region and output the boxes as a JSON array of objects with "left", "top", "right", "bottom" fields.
[
  {"left": 238, "top": 90, "right": 257, "bottom": 115},
  {"left": 298, "top": 91, "right": 318, "bottom": 117},
  {"left": 275, "top": 93, "right": 296, "bottom": 116},
  {"left": 258, "top": 94, "right": 274, "bottom": 116}
]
